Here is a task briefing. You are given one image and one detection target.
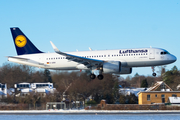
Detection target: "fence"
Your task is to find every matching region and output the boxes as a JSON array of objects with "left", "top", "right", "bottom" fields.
[
  {"left": 46, "top": 102, "right": 66, "bottom": 110},
  {"left": 0, "top": 101, "right": 96, "bottom": 110}
]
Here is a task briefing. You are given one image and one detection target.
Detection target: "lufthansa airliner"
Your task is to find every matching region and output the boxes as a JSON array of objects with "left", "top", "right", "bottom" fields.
[{"left": 8, "top": 27, "right": 177, "bottom": 80}]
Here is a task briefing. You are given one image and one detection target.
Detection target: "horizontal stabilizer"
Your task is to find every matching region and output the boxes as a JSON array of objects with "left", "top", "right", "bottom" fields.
[
  {"left": 7, "top": 56, "right": 46, "bottom": 66},
  {"left": 7, "top": 56, "right": 29, "bottom": 61}
]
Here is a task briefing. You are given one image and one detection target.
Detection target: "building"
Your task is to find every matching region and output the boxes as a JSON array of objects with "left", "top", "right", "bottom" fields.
[
  {"left": 31, "top": 83, "right": 55, "bottom": 94},
  {"left": 0, "top": 83, "right": 7, "bottom": 98},
  {"left": 168, "top": 97, "right": 180, "bottom": 104},
  {"left": 138, "top": 81, "right": 180, "bottom": 104},
  {"left": 119, "top": 88, "right": 146, "bottom": 96},
  {"left": 14, "top": 82, "right": 56, "bottom": 97},
  {"left": 14, "top": 82, "right": 31, "bottom": 96}
]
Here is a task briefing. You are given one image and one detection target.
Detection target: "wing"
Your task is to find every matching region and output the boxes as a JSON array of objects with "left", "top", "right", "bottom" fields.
[{"left": 50, "top": 41, "right": 104, "bottom": 68}]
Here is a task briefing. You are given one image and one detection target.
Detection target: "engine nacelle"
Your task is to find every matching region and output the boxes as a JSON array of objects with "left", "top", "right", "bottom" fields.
[
  {"left": 119, "top": 67, "right": 132, "bottom": 74},
  {"left": 103, "top": 61, "right": 121, "bottom": 73}
]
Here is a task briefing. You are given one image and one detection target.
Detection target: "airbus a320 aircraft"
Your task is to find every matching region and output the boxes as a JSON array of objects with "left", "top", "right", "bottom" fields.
[{"left": 8, "top": 27, "right": 177, "bottom": 80}]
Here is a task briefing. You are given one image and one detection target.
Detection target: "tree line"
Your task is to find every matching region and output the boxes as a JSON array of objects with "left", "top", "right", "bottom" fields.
[{"left": 0, "top": 63, "right": 179, "bottom": 106}]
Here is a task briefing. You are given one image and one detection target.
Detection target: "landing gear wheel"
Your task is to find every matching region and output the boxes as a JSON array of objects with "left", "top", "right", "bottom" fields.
[
  {"left": 151, "top": 66, "right": 156, "bottom": 77},
  {"left": 90, "top": 74, "right": 96, "bottom": 79},
  {"left": 97, "top": 75, "right": 104, "bottom": 80},
  {"left": 152, "top": 73, "right": 156, "bottom": 77}
]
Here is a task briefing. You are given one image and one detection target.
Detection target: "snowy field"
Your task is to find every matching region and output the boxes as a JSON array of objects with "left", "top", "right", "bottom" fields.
[{"left": 0, "top": 110, "right": 180, "bottom": 115}]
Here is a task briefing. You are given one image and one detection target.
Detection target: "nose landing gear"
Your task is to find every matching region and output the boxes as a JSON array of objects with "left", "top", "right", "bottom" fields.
[
  {"left": 151, "top": 66, "right": 156, "bottom": 77},
  {"left": 152, "top": 72, "right": 156, "bottom": 77}
]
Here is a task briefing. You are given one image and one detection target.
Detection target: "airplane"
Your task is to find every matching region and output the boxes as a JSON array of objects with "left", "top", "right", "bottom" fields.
[{"left": 8, "top": 27, "right": 177, "bottom": 80}]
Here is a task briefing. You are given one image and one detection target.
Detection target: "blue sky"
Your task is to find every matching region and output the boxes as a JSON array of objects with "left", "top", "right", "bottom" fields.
[{"left": 0, "top": 0, "right": 179, "bottom": 78}]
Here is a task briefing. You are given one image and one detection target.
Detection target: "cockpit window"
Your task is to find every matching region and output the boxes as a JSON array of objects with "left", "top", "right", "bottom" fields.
[{"left": 161, "top": 51, "right": 170, "bottom": 55}]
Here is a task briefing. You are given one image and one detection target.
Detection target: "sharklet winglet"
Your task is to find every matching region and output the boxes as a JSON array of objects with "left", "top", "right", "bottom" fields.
[{"left": 50, "top": 41, "right": 61, "bottom": 53}]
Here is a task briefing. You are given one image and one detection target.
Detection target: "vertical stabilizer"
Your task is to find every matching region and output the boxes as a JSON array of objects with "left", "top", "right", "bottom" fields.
[{"left": 10, "top": 27, "right": 43, "bottom": 55}]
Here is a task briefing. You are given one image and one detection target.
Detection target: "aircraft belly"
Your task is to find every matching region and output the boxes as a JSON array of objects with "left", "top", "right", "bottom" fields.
[
  {"left": 127, "top": 60, "right": 173, "bottom": 67},
  {"left": 45, "top": 61, "right": 79, "bottom": 70}
]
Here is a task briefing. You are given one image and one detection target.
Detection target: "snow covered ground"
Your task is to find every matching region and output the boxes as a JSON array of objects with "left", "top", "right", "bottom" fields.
[{"left": 0, "top": 110, "right": 180, "bottom": 114}]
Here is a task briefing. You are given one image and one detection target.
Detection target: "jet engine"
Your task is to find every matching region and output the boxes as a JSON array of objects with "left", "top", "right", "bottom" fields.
[
  {"left": 119, "top": 67, "right": 132, "bottom": 74},
  {"left": 102, "top": 61, "right": 132, "bottom": 74},
  {"left": 102, "top": 61, "right": 121, "bottom": 73}
]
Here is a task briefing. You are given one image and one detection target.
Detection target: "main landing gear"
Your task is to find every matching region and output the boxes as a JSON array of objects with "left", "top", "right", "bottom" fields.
[
  {"left": 97, "top": 74, "right": 104, "bottom": 80},
  {"left": 90, "top": 74, "right": 104, "bottom": 80},
  {"left": 151, "top": 66, "right": 156, "bottom": 77},
  {"left": 90, "top": 74, "right": 96, "bottom": 79}
]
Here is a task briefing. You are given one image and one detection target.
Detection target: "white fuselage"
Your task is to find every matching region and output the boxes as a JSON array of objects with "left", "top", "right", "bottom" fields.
[{"left": 8, "top": 48, "right": 176, "bottom": 72}]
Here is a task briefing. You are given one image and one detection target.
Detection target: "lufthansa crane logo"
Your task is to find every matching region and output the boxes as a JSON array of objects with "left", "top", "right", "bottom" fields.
[{"left": 15, "top": 35, "right": 27, "bottom": 47}]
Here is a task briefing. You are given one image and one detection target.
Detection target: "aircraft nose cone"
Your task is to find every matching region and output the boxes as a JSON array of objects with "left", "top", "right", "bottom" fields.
[{"left": 171, "top": 55, "right": 177, "bottom": 63}]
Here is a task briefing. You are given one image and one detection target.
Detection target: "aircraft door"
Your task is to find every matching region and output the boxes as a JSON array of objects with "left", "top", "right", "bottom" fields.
[{"left": 149, "top": 49, "right": 155, "bottom": 59}]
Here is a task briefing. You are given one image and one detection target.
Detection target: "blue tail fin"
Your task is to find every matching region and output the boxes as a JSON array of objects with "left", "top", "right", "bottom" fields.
[{"left": 10, "top": 27, "right": 43, "bottom": 55}]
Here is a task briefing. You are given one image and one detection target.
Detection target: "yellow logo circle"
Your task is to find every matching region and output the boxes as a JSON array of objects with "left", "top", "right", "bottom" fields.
[{"left": 15, "top": 35, "right": 27, "bottom": 47}]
